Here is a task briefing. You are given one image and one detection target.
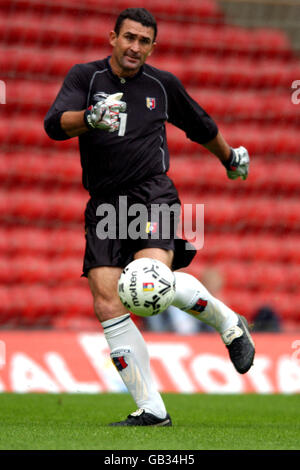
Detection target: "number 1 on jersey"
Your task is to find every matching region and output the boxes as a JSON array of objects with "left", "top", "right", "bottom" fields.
[{"left": 118, "top": 113, "right": 127, "bottom": 137}]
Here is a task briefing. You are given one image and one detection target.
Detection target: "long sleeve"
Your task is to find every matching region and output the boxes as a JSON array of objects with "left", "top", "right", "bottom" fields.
[
  {"left": 166, "top": 73, "right": 218, "bottom": 144},
  {"left": 44, "top": 64, "right": 90, "bottom": 141}
]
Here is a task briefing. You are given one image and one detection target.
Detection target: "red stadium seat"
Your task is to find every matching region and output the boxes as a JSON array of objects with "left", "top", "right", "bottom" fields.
[
  {"left": 157, "top": 23, "right": 291, "bottom": 58},
  {"left": 0, "top": 152, "right": 81, "bottom": 187},
  {"left": 1, "top": 228, "right": 299, "bottom": 266},
  {"left": 1, "top": 117, "right": 300, "bottom": 157},
  {"left": 188, "top": 261, "right": 300, "bottom": 293},
  {"left": 0, "top": 13, "right": 113, "bottom": 49},
  {"left": 0, "top": 46, "right": 94, "bottom": 78},
  {"left": 1, "top": 0, "right": 223, "bottom": 23},
  {"left": 166, "top": 123, "right": 300, "bottom": 156},
  {"left": 6, "top": 80, "right": 61, "bottom": 114},
  {"left": 0, "top": 284, "right": 93, "bottom": 326},
  {"left": 0, "top": 189, "right": 87, "bottom": 224},
  {"left": 180, "top": 193, "right": 300, "bottom": 232},
  {"left": 0, "top": 0, "right": 299, "bottom": 329},
  {"left": 51, "top": 285, "right": 93, "bottom": 317},
  {"left": 188, "top": 88, "right": 298, "bottom": 123},
  {"left": 0, "top": 247, "right": 295, "bottom": 331},
  {"left": 150, "top": 56, "right": 300, "bottom": 89},
  {"left": 0, "top": 255, "right": 83, "bottom": 285},
  {"left": 5, "top": 81, "right": 299, "bottom": 127},
  {"left": 2, "top": 45, "right": 299, "bottom": 87},
  {"left": 1, "top": 253, "right": 299, "bottom": 323},
  {"left": 169, "top": 156, "right": 300, "bottom": 194},
  {"left": 222, "top": 290, "right": 300, "bottom": 321},
  {"left": 1, "top": 188, "right": 299, "bottom": 232},
  {"left": 0, "top": 227, "right": 84, "bottom": 256},
  {"left": 0, "top": 116, "right": 77, "bottom": 150},
  {"left": 0, "top": 11, "right": 290, "bottom": 58},
  {"left": 2, "top": 285, "right": 53, "bottom": 325},
  {"left": 194, "top": 234, "right": 300, "bottom": 264}
]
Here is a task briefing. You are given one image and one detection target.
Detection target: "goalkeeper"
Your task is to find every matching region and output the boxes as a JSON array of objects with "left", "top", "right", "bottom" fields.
[{"left": 44, "top": 7, "right": 255, "bottom": 427}]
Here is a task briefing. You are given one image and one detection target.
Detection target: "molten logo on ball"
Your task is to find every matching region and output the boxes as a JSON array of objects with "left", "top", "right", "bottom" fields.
[{"left": 118, "top": 258, "right": 176, "bottom": 317}]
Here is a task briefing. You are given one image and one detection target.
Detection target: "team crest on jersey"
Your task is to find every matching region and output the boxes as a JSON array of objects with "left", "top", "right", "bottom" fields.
[
  {"left": 146, "top": 221, "right": 158, "bottom": 233},
  {"left": 146, "top": 97, "right": 156, "bottom": 110}
]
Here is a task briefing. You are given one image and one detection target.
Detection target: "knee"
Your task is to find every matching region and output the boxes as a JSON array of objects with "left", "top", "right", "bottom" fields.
[{"left": 93, "top": 294, "right": 127, "bottom": 322}]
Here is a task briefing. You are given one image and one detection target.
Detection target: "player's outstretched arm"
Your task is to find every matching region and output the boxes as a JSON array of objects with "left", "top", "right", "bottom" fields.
[
  {"left": 46, "top": 92, "right": 127, "bottom": 140},
  {"left": 203, "top": 131, "right": 250, "bottom": 181},
  {"left": 202, "top": 131, "right": 231, "bottom": 163},
  {"left": 60, "top": 110, "right": 88, "bottom": 138},
  {"left": 61, "top": 93, "right": 127, "bottom": 138}
]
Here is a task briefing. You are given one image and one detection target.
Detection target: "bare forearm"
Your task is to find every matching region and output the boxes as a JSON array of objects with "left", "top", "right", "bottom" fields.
[
  {"left": 203, "top": 131, "right": 231, "bottom": 164},
  {"left": 60, "top": 110, "right": 88, "bottom": 137}
]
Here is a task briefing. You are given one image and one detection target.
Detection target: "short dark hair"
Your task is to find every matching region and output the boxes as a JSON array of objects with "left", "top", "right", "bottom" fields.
[{"left": 114, "top": 8, "right": 157, "bottom": 42}]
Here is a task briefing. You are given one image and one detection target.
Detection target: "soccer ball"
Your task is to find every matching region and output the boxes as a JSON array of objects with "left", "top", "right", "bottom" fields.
[{"left": 118, "top": 258, "right": 176, "bottom": 317}]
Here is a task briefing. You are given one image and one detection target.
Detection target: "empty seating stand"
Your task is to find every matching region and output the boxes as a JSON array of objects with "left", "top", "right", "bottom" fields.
[{"left": 0, "top": 0, "right": 299, "bottom": 328}]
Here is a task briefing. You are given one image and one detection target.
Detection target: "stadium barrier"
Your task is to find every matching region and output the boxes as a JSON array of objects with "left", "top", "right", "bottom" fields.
[{"left": 0, "top": 331, "right": 299, "bottom": 394}]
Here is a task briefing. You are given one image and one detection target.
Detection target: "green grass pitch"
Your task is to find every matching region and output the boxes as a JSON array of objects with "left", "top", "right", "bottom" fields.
[{"left": 0, "top": 393, "right": 300, "bottom": 450}]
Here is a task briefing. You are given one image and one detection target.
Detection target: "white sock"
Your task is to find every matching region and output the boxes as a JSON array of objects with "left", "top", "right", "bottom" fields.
[
  {"left": 102, "top": 313, "right": 167, "bottom": 419},
  {"left": 172, "top": 272, "right": 238, "bottom": 334}
]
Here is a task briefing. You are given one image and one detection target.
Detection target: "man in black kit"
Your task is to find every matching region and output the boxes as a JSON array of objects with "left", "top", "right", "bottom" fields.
[{"left": 45, "top": 8, "right": 255, "bottom": 426}]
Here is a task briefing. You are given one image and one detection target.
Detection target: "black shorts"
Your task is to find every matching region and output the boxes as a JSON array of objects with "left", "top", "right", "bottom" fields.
[{"left": 82, "top": 174, "right": 196, "bottom": 276}]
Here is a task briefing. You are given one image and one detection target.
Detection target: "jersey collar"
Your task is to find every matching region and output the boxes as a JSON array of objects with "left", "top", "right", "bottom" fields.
[{"left": 105, "top": 56, "right": 144, "bottom": 84}]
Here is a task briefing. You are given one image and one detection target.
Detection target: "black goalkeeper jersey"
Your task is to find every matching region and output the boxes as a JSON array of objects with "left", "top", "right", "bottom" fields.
[{"left": 44, "top": 56, "right": 218, "bottom": 196}]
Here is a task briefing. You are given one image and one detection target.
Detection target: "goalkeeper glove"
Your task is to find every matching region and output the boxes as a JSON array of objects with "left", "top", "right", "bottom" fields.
[
  {"left": 223, "top": 146, "right": 250, "bottom": 180},
  {"left": 84, "top": 92, "right": 127, "bottom": 132}
]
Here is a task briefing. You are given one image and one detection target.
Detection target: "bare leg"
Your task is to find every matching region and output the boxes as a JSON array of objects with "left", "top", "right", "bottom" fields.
[
  {"left": 88, "top": 259, "right": 168, "bottom": 418},
  {"left": 88, "top": 266, "right": 126, "bottom": 322}
]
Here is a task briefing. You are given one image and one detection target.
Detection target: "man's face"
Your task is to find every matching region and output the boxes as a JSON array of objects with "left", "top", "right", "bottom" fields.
[{"left": 109, "top": 19, "right": 156, "bottom": 77}]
